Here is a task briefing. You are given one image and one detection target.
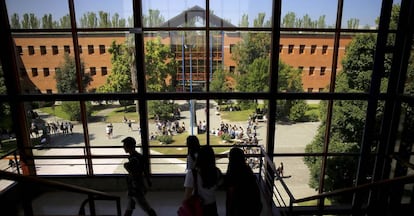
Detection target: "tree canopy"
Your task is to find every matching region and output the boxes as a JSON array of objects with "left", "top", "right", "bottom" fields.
[
  {"left": 55, "top": 53, "right": 92, "bottom": 93},
  {"left": 304, "top": 4, "right": 406, "bottom": 202}
]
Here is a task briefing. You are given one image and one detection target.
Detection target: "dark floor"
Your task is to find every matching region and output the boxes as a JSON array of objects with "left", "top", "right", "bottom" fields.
[{"left": 26, "top": 190, "right": 228, "bottom": 216}]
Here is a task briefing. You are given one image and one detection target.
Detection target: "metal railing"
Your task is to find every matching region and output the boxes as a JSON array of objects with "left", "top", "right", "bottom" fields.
[
  {"left": 0, "top": 170, "right": 121, "bottom": 216},
  {"left": 258, "top": 145, "right": 414, "bottom": 215}
]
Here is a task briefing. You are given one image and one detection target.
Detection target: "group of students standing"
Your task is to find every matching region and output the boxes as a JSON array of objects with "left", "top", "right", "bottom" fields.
[
  {"left": 183, "top": 135, "right": 262, "bottom": 216},
  {"left": 120, "top": 135, "right": 262, "bottom": 216}
]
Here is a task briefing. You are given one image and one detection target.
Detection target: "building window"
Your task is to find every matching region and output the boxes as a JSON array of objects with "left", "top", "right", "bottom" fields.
[
  {"left": 307, "top": 88, "right": 313, "bottom": 93},
  {"left": 79, "top": 45, "right": 83, "bottom": 54},
  {"left": 31, "top": 68, "right": 38, "bottom": 77},
  {"left": 322, "top": 45, "right": 328, "bottom": 54},
  {"left": 288, "top": 45, "right": 294, "bottom": 54},
  {"left": 319, "top": 88, "right": 324, "bottom": 92},
  {"left": 298, "top": 66, "right": 304, "bottom": 71},
  {"left": 299, "top": 45, "right": 305, "bottom": 54},
  {"left": 309, "top": 67, "right": 315, "bottom": 75},
  {"left": 88, "top": 45, "right": 94, "bottom": 54},
  {"left": 46, "top": 89, "right": 53, "bottom": 94},
  {"left": 40, "top": 46, "right": 46, "bottom": 55},
  {"left": 279, "top": 44, "right": 283, "bottom": 53},
  {"left": 52, "top": 45, "right": 58, "bottom": 55},
  {"left": 101, "top": 67, "right": 108, "bottom": 76},
  {"left": 229, "top": 44, "right": 235, "bottom": 54},
  {"left": 320, "top": 67, "right": 326, "bottom": 76},
  {"left": 64, "top": 45, "right": 70, "bottom": 53},
  {"left": 90, "top": 67, "right": 96, "bottom": 76},
  {"left": 28, "top": 46, "right": 35, "bottom": 55},
  {"left": 229, "top": 66, "right": 235, "bottom": 73},
  {"left": 99, "top": 45, "right": 106, "bottom": 54},
  {"left": 43, "top": 68, "right": 49, "bottom": 77},
  {"left": 17, "top": 46, "right": 23, "bottom": 55},
  {"left": 311, "top": 45, "right": 317, "bottom": 54}
]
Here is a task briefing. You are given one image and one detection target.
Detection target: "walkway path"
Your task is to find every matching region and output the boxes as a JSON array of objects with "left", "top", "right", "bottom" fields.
[{"left": 27, "top": 101, "right": 319, "bottom": 200}]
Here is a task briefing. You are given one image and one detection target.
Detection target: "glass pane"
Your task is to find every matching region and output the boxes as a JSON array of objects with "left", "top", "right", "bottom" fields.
[
  {"left": 275, "top": 100, "right": 321, "bottom": 153},
  {"left": 34, "top": 158, "right": 87, "bottom": 175},
  {"left": 74, "top": 0, "right": 132, "bottom": 28},
  {"left": 279, "top": 32, "right": 335, "bottom": 93},
  {"left": 210, "top": 0, "right": 272, "bottom": 27},
  {"left": 6, "top": 0, "right": 70, "bottom": 29},
  {"left": 281, "top": 0, "right": 338, "bottom": 28},
  {"left": 89, "top": 100, "right": 140, "bottom": 146},
  {"left": 209, "top": 31, "right": 236, "bottom": 93},
  {"left": 274, "top": 156, "right": 317, "bottom": 203},
  {"left": 328, "top": 100, "right": 367, "bottom": 153},
  {"left": 78, "top": 32, "right": 135, "bottom": 93},
  {"left": 335, "top": 33, "right": 377, "bottom": 93},
  {"left": 324, "top": 156, "right": 360, "bottom": 203},
  {"left": 30, "top": 100, "right": 88, "bottom": 175},
  {"left": 143, "top": 0, "right": 206, "bottom": 27},
  {"left": 145, "top": 31, "right": 207, "bottom": 92},
  {"left": 12, "top": 33, "right": 89, "bottom": 94},
  {"left": 228, "top": 31, "right": 271, "bottom": 93},
  {"left": 92, "top": 158, "right": 126, "bottom": 174},
  {"left": 343, "top": 0, "right": 382, "bottom": 29}
]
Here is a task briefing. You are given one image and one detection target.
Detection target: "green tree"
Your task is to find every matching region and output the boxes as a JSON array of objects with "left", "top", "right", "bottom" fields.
[
  {"left": 21, "top": 13, "right": 39, "bottom": 29},
  {"left": 143, "top": 9, "right": 165, "bottom": 27},
  {"left": 10, "top": 13, "right": 21, "bottom": 29},
  {"left": 239, "top": 14, "right": 249, "bottom": 27},
  {"left": 347, "top": 18, "right": 360, "bottom": 29},
  {"left": 111, "top": 13, "right": 126, "bottom": 27},
  {"left": 98, "top": 11, "right": 111, "bottom": 27},
  {"left": 304, "top": 5, "right": 403, "bottom": 202},
  {"left": 145, "top": 38, "right": 177, "bottom": 92},
  {"left": 60, "top": 14, "right": 71, "bottom": 28},
  {"left": 98, "top": 41, "right": 131, "bottom": 93},
  {"left": 55, "top": 53, "right": 92, "bottom": 93},
  {"left": 0, "top": 66, "right": 12, "bottom": 132},
  {"left": 42, "top": 14, "right": 53, "bottom": 29},
  {"left": 282, "top": 12, "right": 296, "bottom": 27},
  {"left": 80, "top": 12, "right": 97, "bottom": 28}
]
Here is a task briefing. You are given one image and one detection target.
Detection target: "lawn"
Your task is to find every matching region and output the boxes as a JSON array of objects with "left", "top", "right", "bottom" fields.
[
  {"left": 220, "top": 109, "right": 254, "bottom": 122},
  {"left": 150, "top": 132, "right": 234, "bottom": 158}
]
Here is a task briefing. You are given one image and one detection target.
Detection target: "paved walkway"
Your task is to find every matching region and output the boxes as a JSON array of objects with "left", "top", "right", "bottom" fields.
[{"left": 3, "top": 101, "right": 320, "bottom": 200}]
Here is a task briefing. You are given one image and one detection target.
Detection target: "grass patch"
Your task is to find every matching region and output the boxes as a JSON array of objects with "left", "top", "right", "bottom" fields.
[
  {"left": 105, "top": 105, "right": 139, "bottom": 123},
  {"left": 38, "top": 106, "right": 71, "bottom": 120},
  {"left": 220, "top": 109, "right": 254, "bottom": 122},
  {"left": 150, "top": 133, "right": 233, "bottom": 159}
]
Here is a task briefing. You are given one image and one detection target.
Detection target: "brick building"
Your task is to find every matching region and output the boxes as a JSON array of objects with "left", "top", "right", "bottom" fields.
[{"left": 13, "top": 9, "right": 353, "bottom": 94}]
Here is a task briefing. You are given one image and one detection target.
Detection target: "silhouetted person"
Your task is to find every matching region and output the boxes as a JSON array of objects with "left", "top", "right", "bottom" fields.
[
  {"left": 225, "top": 147, "right": 262, "bottom": 216},
  {"left": 185, "top": 145, "right": 223, "bottom": 216},
  {"left": 183, "top": 135, "right": 201, "bottom": 199},
  {"left": 122, "top": 137, "right": 157, "bottom": 216}
]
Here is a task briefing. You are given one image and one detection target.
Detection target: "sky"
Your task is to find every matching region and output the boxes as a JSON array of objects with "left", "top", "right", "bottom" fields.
[{"left": 5, "top": 0, "right": 401, "bottom": 28}]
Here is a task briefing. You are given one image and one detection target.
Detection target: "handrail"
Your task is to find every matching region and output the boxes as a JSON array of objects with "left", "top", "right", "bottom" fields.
[
  {"left": 294, "top": 174, "right": 414, "bottom": 204},
  {"left": 0, "top": 170, "right": 121, "bottom": 216},
  {"left": 258, "top": 146, "right": 414, "bottom": 215}
]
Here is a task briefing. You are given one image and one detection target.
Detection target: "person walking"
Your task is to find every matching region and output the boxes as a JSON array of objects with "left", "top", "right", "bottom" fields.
[
  {"left": 185, "top": 145, "right": 223, "bottom": 216},
  {"left": 183, "top": 135, "right": 201, "bottom": 199},
  {"left": 106, "top": 123, "right": 113, "bottom": 139},
  {"left": 225, "top": 147, "right": 262, "bottom": 216},
  {"left": 121, "top": 137, "right": 157, "bottom": 216}
]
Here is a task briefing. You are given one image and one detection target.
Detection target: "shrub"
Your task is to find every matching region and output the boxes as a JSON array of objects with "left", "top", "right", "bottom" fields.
[
  {"left": 221, "top": 133, "right": 232, "bottom": 141},
  {"left": 157, "top": 135, "right": 173, "bottom": 144}
]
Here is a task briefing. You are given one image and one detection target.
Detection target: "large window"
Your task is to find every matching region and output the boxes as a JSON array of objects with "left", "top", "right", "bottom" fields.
[{"left": 1, "top": 0, "right": 412, "bottom": 208}]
